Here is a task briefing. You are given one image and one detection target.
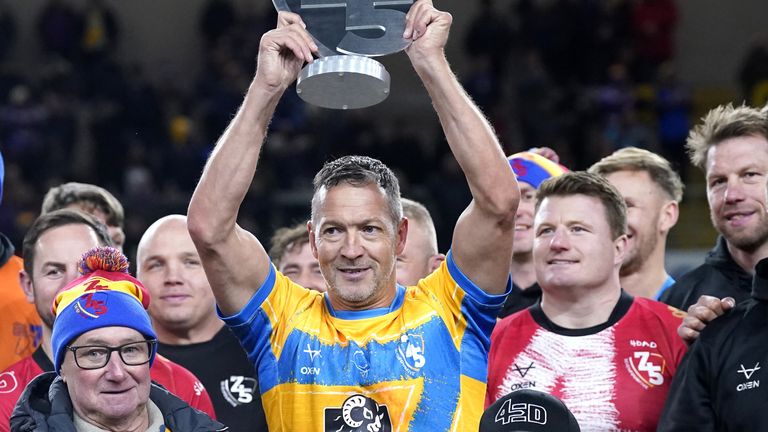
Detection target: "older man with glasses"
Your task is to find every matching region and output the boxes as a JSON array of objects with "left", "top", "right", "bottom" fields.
[{"left": 10, "top": 247, "right": 225, "bottom": 431}]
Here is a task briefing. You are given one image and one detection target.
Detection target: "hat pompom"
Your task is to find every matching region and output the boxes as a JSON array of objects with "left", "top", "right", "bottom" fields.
[{"left": 78, "top": 246, "right": 129, "bottom": 276}]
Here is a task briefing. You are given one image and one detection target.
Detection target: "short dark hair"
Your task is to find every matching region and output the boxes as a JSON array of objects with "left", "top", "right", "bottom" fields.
[
  {"left": 23, "top": 209, "right": 113, "bottom": 277},
  {"left": 270, "top": 222, "right": 310, "bottom": 266},
  {"left": 41, "top": 182, "right": 124, "bottom": 227},
  {"left": 536, "top": 171, "right": 627, "bottom": 240},
  {"left": 311, "top": 155, "right": 402, "bottom": 226}
]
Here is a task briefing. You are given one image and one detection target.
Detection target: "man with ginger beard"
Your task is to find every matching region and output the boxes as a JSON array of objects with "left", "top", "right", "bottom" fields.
[
  {"left": 589, "top": 147, "right": 683, "bottom": 300},
  {"left": 486, "top": 172, "right": 687, "bottom": 431}
]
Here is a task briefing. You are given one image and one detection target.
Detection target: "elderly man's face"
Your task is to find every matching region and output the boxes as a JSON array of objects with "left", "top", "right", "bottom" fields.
[{"left": 60, "top": 326, "right": 152, "bottom": 429}]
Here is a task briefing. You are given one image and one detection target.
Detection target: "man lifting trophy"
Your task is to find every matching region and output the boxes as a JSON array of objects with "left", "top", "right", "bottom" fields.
[
  {"left": 189, "top": 0, "right": 519, "bottom": 429},
  {"left": 272, "top": 0, "right": 413, "bottom": 109}
]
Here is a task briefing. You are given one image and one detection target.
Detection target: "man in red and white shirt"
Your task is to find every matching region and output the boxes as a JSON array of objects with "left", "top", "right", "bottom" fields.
[{"left": 486, "top": 172, "right": 687, "bottom": 431}]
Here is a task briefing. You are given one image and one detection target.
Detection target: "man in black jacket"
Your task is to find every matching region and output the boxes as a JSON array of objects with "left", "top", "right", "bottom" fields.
[
  {"left": 659, "top": 257, "right": 768, "bottom": 430},
  {"left": 660, "top": 103, "right": 768, "bottom": 310}
]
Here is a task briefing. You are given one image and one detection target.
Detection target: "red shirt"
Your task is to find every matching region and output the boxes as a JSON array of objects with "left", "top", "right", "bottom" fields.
[
  {"left": 486, "top": 293, "right": 687, "bottom": 432},
  {"left": 0, "top": 348, "right": 215, "bottom": 431}
]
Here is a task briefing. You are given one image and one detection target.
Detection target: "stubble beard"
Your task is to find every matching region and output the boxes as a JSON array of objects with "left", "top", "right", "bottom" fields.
[{"left": 719, "top": 219, "right": 768, "bottom": 253}]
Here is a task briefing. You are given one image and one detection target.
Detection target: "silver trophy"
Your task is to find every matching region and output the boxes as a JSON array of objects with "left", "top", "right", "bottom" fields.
[{"left": 273, "top": 0, "right": 413, "bottom": 109}]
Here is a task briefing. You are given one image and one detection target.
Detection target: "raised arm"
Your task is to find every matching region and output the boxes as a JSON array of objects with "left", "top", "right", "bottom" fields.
[
  {"left": 404, "top": 0, "right": 518, "bottom": 295},
  {"left": 187, "top": 12, "right": 317, "bottom": 315}
]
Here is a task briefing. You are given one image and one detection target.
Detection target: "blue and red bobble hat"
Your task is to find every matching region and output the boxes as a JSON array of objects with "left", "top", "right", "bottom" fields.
[
  {"left": 507, "top": 152, "right": 569, "bottom": 189},
  {"left": 50, "top": 247, "right": 157, "bottom": 374}
]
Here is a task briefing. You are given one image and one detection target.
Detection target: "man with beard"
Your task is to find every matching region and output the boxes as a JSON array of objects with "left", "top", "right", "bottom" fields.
[
  {"left": 270, "top": 198, "right": 444, "bottom": 290},
  {"left": 659, "top": 103, "right": 768, "bottom": 310},
  {"left": 589, "top": 147, "right": 683, "bottom": 300}
]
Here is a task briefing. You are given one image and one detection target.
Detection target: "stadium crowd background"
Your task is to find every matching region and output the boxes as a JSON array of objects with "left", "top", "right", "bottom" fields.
[{"left": 0, "top": 0, "right": 766, "bottom": 269}]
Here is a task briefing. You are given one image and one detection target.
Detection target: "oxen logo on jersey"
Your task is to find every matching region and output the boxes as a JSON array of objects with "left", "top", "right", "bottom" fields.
[
  {"left": 0, "top": 371, "right": 19, "bottom": 394},
  {"left": 396, "top": 333, "right": 425, "bottom": 374},
  {"left": 512, "top": 362, "right": 536, "bottom": 378},
  {"left": 625, "top": 351, "right": 666, "bottom": 388},
  {"left": 738, "top": 363, "right": 760, "bottom": 380},
  {"left": 304, "top": 343, "right": 322, "bottom": 362},
  {"left": 74, "top": 292, "right": 109, "bottom": 318},
  {"left": 736, "top": 363, "right": 761, "bottom": 392},
  {"left": 325, "top": 394, "right": 392, "bottom": 432},
  {"left": 221, "top": 375, "right": 257, "bottom": 407}
]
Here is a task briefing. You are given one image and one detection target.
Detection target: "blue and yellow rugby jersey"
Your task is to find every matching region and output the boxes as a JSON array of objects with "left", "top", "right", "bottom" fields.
[{"left": 220, "top": 251, "right": 509, "bottom": 431}]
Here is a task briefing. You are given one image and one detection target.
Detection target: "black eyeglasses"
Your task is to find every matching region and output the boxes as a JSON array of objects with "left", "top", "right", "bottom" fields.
[{"left": 66, "top": 339, "right": 157, "bottom": 370}]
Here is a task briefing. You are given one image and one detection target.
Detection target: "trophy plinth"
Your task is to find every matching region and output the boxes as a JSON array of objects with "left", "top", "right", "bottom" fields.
[
  {"left": 297, "top": 55, "right": 390, "bottom": 110},
  {"left": 273, "top": 0, "right": 412, "bottom": 109}
]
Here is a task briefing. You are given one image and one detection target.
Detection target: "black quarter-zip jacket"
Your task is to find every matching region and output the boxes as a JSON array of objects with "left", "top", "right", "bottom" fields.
[{"left": 658, "top": 257, "right": 768, "bottom": 431}]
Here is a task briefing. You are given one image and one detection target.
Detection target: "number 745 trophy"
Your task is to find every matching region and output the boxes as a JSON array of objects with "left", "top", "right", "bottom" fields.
[{"left": 272, "top": 0, "right": 414, "bottom": 110}]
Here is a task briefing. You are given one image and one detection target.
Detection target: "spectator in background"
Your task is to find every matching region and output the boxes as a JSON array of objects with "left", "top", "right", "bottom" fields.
[
  {"left": 0, "top": 85, "right": 50, "bottom": 179},
  {"left": 739, "top": 33, "right": 768, "bottom": 106},
  {"left": 589, "top": 147, "right": 683, "bottom": 299},
  {"left": 655, "top": 62, "right": 691, "bottom": 177},
  {"left": 462, "top": 0, "right": 511, "bottom": 113},
  {"left": 660, "top": 103, "right": 768, "bottom": 310},
  {"left": 270, "top": 222, "right": 326, "bottom": 293},
  {"left": 10, "top": 247, "right": 224, "bottom": 431},
  {"left": 37, "top": 0, "right": 82, "bottom": 60},
  {"left": 41, "top": 181, "right": 126, "bottom": 250},
  {"left": 136, "top": 215, "right": 267, "bottom": 432},
  {"left": 486, "top": 172, "right": 686, "bottom": 431},
  {"left": 630, "top": 0, "right": 678, "bottom": 82},
  {"left": 80, "top": 0, "right": 118, "bottom": 60},
  {"left": 0, "top": 1, "right": 15, "bottom": 62},
  {"left": 464, "top": 0, "right": 512, "bottom": 77},
  {"left": 199, "top": 0, "right": 236, "bottom": 46},
  {"left": 500, "top": 151, "right": 568, "bottom": 318},
  {"left": 0, "top": 151, "right": 41, "bottom": 372},
  {"left": 0, "top": 210, "right": 215, "bottom": 427}
]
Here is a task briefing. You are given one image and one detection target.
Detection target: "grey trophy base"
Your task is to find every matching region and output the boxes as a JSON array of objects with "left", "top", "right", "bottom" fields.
[{"left": 296, "top": 55, "right": 390, "bottom": 110}]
